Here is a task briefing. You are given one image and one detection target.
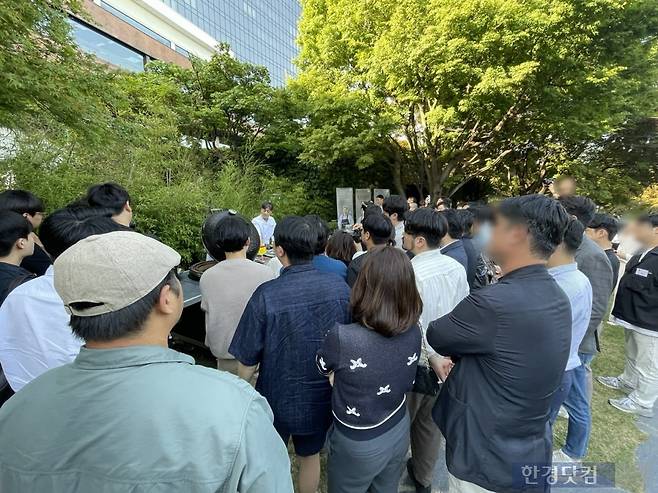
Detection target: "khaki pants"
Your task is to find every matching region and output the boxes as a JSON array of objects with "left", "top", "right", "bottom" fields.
[
  {"left": 448, "top": 472, "right": 495, "bottom": 493},
  {"left": 619, "top": 329, "right": 658, "bottom": 409},
  {"left": 217, "top": 358, "right": 239, "bottom": 375},
  {"left": 407, "top": 391, "right": 442, "bottom": 487}
]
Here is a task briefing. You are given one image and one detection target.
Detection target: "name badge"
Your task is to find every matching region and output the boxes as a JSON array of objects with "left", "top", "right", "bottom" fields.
[{"left": 635, "top": 268, "right": 650, "bottom": 278}]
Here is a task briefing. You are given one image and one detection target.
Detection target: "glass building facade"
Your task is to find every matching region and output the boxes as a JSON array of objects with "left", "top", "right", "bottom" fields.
[
  {"left": 160, "top": 0, "right": 301, "bottom": 85},
  {"left": 70, "top": 18, "right": 146, "bottom": 72}
]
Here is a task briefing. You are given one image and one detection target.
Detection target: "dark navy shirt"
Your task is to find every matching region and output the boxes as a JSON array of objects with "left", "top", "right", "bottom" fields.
[
  {"left": 229, "top": 263, "right": 351, "bottom": 435},
  {"left": 0, "top": 263, "right": 34, "bottom": 306},
  {"left": 317, "top": 322, "right": 421, "bottom": 439},
  {"left": 313, "top": 255, "right": 348, "bottom": 281},
  {"left": 440, "top": 240, "right": 468, "bottom": 274}
]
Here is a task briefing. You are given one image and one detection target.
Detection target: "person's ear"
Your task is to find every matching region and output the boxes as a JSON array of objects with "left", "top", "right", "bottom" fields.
[
  {"left": 16, "top": 238, "right": 27, "bottom": 250},
  {"left": 244, "top": 237, "right": 251, "bottom": 249},
  {"left": 125, "top": 201, "right": 132, "bottom": 213},
  {"left": 275, "top": 245, "right": 285, "bottom": 258},
  {"left": 157, "top": 282, "right": 180, "bottom": 315}
]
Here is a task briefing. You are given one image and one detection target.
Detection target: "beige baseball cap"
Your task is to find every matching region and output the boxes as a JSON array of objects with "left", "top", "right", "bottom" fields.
[{"left": 54, "top": 231, "right": 181, "bottom": 317}]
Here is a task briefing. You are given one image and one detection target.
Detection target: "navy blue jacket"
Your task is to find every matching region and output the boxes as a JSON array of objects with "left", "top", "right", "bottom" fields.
[{"left": 440, "top": 240, "right": 468, "bottom": 275}]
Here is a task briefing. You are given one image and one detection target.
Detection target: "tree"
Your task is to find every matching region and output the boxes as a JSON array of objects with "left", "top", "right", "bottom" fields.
[
  {"left": 297, "top": 0, "right": 658, "bottom": 199},
  {"left": 0, "top": 0, "right": 116, "bottom": 139},
  {"left": 146, "top": 45, "right": 279, "bottom": 160}
]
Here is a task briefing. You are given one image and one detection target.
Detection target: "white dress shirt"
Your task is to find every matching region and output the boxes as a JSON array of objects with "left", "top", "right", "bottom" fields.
[
  {"left": 0, "top": 266, "right": 83, "bottom": 391},
  {"left": 411, "top": 249, "right": 469, "bottom": 363},
  {"left": 251, "top": 215, "right": 277, "bottom": 246}
]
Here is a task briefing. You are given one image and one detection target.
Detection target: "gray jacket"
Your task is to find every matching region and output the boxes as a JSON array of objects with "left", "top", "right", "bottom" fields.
[{"left": 575, "top": 235, "right": 614, "bottom": 354}]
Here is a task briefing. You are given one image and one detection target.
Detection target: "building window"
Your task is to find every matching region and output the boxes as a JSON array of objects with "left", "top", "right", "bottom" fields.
[
  {"left": 99, "top": 1, "right": 172, "bottom": 48},
  {"left": 175, "top": 45, "right": 190, "bottom": 58},
  {"left": 69, "top": 17, "right": 146, "bottom": 72}
]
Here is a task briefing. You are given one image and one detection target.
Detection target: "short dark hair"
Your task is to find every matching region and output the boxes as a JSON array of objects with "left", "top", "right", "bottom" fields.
[
  {"left": 363, "top": 204, "right": 382, "bottom": 219},
  {"left": 215, "top": 215, "right": 250, "bottom": 253},
  {"left": 588, "top": 213, "right": 619, "bottom": 241},
  {"left": 362, "top": 213, "right": 394, "bottom": 245},
  {"left": 406, "top": 208, "right": 448, "bottom": 248},
  {"left": 470, "top": 204, "right": 494, "bottom": 224},
  {"left": 497, "top": 195, "right": 569, "bottom": 259},
  {"left": 0, "top": 211, "right": 33, "bottom": 257},
  {"left": 0, "top": 190, "right": 45, "bottom": 216},
  {"left": 261, "top": 201, "right": 274, "bottom": 211},
  {"left": 70, "top": 270, "right": 180, "bottom": 342},
  {"left": 274, "top": 216, "right": 315, "bottom": 264},
  {"left": 435, "top": 196, "right": 452, "bottom": 209},
  {"left": 439, "top": 209, "right": 463, "bottom": 239},
  {"left": 40, "top": 207, "right": 127, "bottom": 260},
  {"left": 86, "top": 183, "right": 130, "bottom": 216},
  {"left": 383, "top": 195, "right": 409, "bottom": 221},
  {"left": 563, "top": 218, "right": 585, "bottom": 255},
  {"left": 457, "top": 209, "right": 475, "bottom": 236},
  {"left": 559, "top": 195, "right": 596, "bottom": 228},
  {"left": 375, "top": 194, "right": 385, "bottom": 200},
  {"left": 637, "top": 213, "right": 658, "bottom": 228},
  {"left": 326, "top": 231, "right": 356, "bottom": 265},
  {"left": 351, "top": 246, "right": 422, "bottom": 337},
  {"left": 305, "top": 214, "right": 330, "bottom": 255}
]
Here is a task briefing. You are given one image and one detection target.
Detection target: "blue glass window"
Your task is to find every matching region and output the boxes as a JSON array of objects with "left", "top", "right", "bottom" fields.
[
  {"left": 69, "top": 18, "right": 145, "bottom": 72},
  {"left": 163, "top": 0, "right": 300, "bottom": 85}
]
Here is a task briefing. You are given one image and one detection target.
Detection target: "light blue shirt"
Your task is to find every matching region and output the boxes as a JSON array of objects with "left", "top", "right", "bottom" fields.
[
  {"left": 549, "top": 263, "right": 593, "bottom": 371},
  {"left": 0, "top": 346, "right": 293, "bottom": 492},
  {"left": 252, "top": 215, "right": 277, "bottom": 246}
]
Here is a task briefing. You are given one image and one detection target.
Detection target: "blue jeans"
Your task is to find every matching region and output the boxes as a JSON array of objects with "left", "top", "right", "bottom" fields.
[
  {"left": 560, "top": 353, "right": 594, "bottom": 459},
  {"left": 549, "top": 369, "right": 575, "bottom": 424}
]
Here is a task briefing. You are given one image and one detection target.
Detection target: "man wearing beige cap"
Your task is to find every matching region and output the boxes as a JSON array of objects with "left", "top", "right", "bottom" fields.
[{"left": 0, "top": 231, "right": 293, "bottom": 492}]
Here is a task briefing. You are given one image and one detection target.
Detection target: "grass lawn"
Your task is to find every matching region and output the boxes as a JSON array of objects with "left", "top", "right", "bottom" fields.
[
  {"left": 553, "top": 322, "right": 647, "bottom": 493},
  {"left": 291, "top": 322, "right": 647, "bottom": 493}
]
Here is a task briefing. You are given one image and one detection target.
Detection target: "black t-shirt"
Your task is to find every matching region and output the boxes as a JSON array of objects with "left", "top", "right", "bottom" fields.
[
  {"left": 346, "top": 252, "right": 368, "bottom": 288},
  {"left": 0, "top": 262, "right": 35, "bottom": 305},
  {"left": 20, "top": 244, "right": 52, "bottom": 276}
]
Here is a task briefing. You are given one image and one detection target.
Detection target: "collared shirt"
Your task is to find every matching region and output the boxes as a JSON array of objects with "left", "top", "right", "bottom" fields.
[
  {"left": 0, "top": 346, "right": 293, "bottom": 492},
  {"left": 440, "top": 239, "right": 469, "bottom": 273},
  {"left": 393, "top": 221, "right": 405, "bottom": 249},
  {"left": 200, "top": 259, "right": 275, "bottom": 359},
  {"left": 411, "top": 249, "right": 469, "bottom": 365},
  {"left": 549, "top": 263, "right": 593, "bottom": 370},
  {"left": 313, "top": 254, "right": 348, "bottom": 281},
  {"left": 0, "top": 266, "right": 82, "bottom": 391},
  {"left": 252, "top": 215, "right": 277, "bottom": 246},
  {"left": 230, "top": 263, "right": 351, "bottom": 434}
]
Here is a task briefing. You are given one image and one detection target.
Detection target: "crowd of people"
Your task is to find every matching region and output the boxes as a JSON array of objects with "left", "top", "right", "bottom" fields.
[{"left": 0, "top": 180, "right": 656, "bottom": 493}]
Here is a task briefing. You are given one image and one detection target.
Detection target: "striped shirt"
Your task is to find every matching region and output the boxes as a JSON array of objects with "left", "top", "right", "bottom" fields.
[{"left": 411, "top": 249, "right": 469, "bottom": 365}]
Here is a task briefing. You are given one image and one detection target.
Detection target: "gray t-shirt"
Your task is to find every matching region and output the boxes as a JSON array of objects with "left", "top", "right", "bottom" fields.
[{"left": 200, "top": 258, "right": 275, "bottom": 359}]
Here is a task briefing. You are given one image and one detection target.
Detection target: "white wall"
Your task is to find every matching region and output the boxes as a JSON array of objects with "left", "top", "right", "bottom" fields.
[{"left": 99, "top": 0, "right": 218, "bottom": 58}]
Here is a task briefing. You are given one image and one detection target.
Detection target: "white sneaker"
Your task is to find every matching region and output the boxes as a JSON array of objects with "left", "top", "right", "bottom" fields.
[
  {"left": 557, "top": 406, "right": 569, "bottom": 420},
  {"left": 552, "top": 449, "right": 577, "bottom": 464},
  {"left": 609, "top": 397, "right": 654, "bottom": 418},
  {"left": 597, "top": 376, "right": 634, "bottom": 392}
]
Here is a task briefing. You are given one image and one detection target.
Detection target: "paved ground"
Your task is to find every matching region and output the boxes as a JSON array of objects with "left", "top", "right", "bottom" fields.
[{"left": 636, "top": 412, "right": 658, "bottom": 493}]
